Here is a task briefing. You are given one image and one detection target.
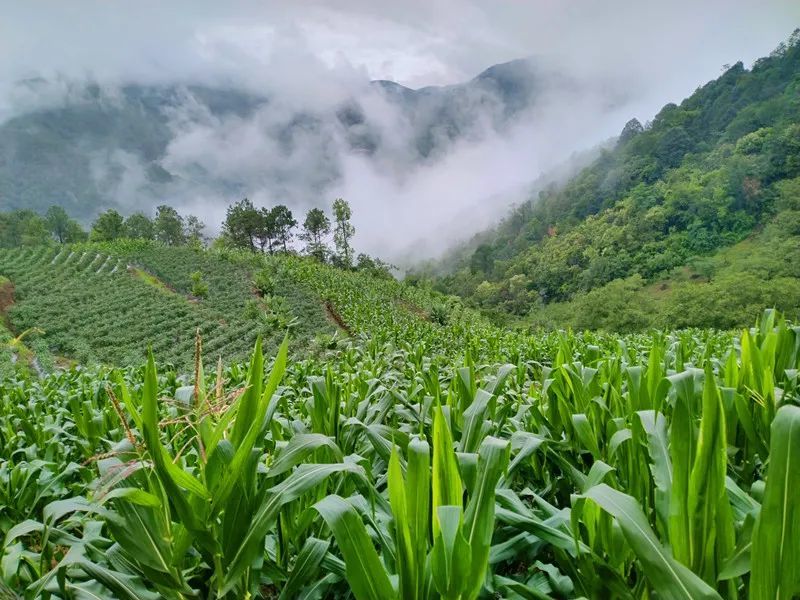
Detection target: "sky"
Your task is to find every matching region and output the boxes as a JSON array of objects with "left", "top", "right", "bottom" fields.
[
  {"left": 1, "top": 1, "right": 798, "bottom": 260},
  {"left": 2, "top": 1, "right": 797, "bottom": 90}
]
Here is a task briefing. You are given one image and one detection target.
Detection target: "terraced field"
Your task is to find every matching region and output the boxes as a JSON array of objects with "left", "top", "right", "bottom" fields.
[
  {"left": 0, "top": 241, "right": 508, "bottom": 374},
  {"left": 0, "top": 243, "right": 343, "bottom": 370}
]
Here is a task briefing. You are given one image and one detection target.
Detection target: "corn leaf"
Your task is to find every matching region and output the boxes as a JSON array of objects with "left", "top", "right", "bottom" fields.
[{"left": 750, "top": 404, "right": 800, "bottom": 600}]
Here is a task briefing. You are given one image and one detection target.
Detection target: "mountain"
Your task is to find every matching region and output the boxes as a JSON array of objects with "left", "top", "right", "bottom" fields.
[
  {"left": 0, "top": 58, "right": 612, "bottom": 220},
  {"left": 428, "top": 29, "right": 800, "bottom": 330}
]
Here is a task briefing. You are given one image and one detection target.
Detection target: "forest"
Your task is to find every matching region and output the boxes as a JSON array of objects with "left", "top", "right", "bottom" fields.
[{"left": 427, "top": 30, "right": 800, "bottom": 331}]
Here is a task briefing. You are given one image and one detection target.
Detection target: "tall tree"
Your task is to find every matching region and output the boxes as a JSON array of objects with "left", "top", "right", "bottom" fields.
[
  {"left": 154, "top": 205, "right": 185, "bottom": 246},
  {"left": 332, "top": 198, "right": 355, "bottom": 267},
  {"left": 223, "top": 198, "right": 262, "bottom": 252},
  {"left": 125, "top": 213, "right": 155, "bottom": 240},
  {"left": 185, "top": 215, "right": 206, "bottom": 246},
  {"left": 45, "top": 206, "right": 72, "bottom": 243},
  {"left": 255, "top": 207, "right": 277, "bottom": 254},
  {"left": 271, "top": 205, "right": 297, "bottom": 253},
  {"left": 300, "top": 207, "right": 331, "bottom": 261},
  {"left": 0, "top": 210, "right": 50, "bottom": 247},
  {"left": 618, "top": 118, "right": 644, "bottom": 144},
  {"left": 64, "top": 220, "right": 88, "bottom": 243},
  {"left": 91, "top": 209, "right": 125, "bottom": 242}
]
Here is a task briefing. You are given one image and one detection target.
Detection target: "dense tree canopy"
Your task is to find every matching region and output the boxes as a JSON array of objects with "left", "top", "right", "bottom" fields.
[
  {"left": 91, "top": 209, "right": 125, "bottom": 242},
  {"left": 427, "top": 30, "right": 800, "bottom": 329},
  {"left": 154, "top": 205, "right": 186, "bottom": 246},
  {"left": 300, "top": 207, "right": 331, "bottom": 261},
  {"left": 124, "top": 212, "right": 155, "bottom": 240},
  {"left": 45, "top": 205, "right": 86, "bottom": 244}
]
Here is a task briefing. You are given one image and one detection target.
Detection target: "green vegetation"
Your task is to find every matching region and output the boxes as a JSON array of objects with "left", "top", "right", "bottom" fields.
[
  {"left": 0, "top": 242, "right": 338, "bottom": 369},
  {"left": 220, "top": 196, "right": 359, "bottom": 268},
  {"left": 0, "top": 239, "right": 469, "bottom": 371},
  {"left": 433, "top": 30, "right": 800, "bottom": 331},
  {"left": 0, "top": 303, "right": 798, "bottom": 598},
  {"left": 2, "top": 26, "right": 800, "bottom": 600}
]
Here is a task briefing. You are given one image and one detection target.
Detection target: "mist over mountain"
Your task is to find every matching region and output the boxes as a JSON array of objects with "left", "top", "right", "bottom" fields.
[
  {"left": 1, "top": 1, "right": 796, "bottom": 261},
  {"left": 0, "top": 58, "right": 629, "bottom": 259}
]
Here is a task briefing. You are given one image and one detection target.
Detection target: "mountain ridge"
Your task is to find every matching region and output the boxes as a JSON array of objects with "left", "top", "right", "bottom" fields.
[{"left": 0, "top": 56, "right": 590, "bottom": 220}]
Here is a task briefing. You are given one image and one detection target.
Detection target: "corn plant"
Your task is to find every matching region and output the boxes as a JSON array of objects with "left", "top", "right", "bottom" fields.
[{"left": 0, "top": 306, "right": 798, "bottom": 599}]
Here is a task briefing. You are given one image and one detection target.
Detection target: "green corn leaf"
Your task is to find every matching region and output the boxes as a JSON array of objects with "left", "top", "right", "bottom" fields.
[
  {"left": 431, "top": 505, "right": 472, "bottom": 600},
  {"left": 269, "top": 433, "right": 343, "bottom": 478},
  {"left": 459, "top": 389, "right": 492, "bottom": 453},
  {"left": 229, "top": 335, "right": 264, "bottom": 449},
  {"left": 388, "top": 445, "right": 414, "bottom": 600},
  {"left": 504, "top": 431, "right": 545, "bottom": 483},
  {"left": 295, "top": 572, "right": 341, "bottom": 600},
  {"left": 581, "top": 484, "right": 722, "bottom": 600},
  {"left": 718, "top": 511, "right": 755, "bottom": 580},
  {"left": 77, "top": 561, "right": 161, "bottom": 600},
  {"left": 496, "top": 489, "right": 585, "bottom": 554},
  {"left": 406, "top": 436, "right": 431, "bottom": 600},
  {"left": 636, "top": 410, "right": 672, "bottom": 531},
  {"left": 98, "top": 487, "right": 162, "bottom": 508},
  {"left": 313, "top": 495, "right": 395, "bottom": 600},
  {"left": 668, "top": 369, "right": 698, "bottom": 567},
  {"left": 210, "top": 336, "right": 288, "bottom": 511},
  {"left": 103, "top": 500, "right": 177, "bottom": 582},
  {"left": 462, "top": 436, "right": 510, "bottom": 599},
  {"left": 750, "top": 404, "right": 800, "bottom": 600},
  {"left": 493, "top": 573, "right": 554, "bottom": 600},
  {"left": 432, "top": 405, "right": 463, "bottom": 540},
  {"left": 140, "top": 350, "right": 206, "bottom": 534},
  {"left": 686, "top": 365, "right": 734, "bottom": 585},
  {"left": 456, "top": 452, "right": 478, "bottom": 494},
  {"left": 571, "top": 413, "right": 601, "bottom": 457},
  {"left": 278, "top": 537, "right": 330, "bottom": 600},
  {"left": 220, "top": 461, "right": 365, "bottom": 595},
  {"left": 112, "top": 371, "right": 142, "bottom": 432}
]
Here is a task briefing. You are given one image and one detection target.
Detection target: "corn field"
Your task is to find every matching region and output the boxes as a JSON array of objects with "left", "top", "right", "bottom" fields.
[{"left": 1, "top": 309, "right": 799, "bottom": 599}]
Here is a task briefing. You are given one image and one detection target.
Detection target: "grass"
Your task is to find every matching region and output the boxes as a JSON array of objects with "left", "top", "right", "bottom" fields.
[{"left": 128, "top": 266, "right": 175, "bottom": 294}]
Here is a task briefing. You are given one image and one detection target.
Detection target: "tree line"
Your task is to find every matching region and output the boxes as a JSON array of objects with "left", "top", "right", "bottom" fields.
[
  {"left": 90, "top": 205, "right": 205, "bottom": 246},
  {"left": 221, "top": 198, "right": 355, "bottom": 267},
  {"left": 0, "top": 205, "right": 205, "bottom": 248},
  {"left": 0, "top": 197, "right": 389, "bottom": 274}
]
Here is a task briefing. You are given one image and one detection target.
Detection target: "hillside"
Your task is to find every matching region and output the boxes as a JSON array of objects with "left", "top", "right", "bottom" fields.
[
  {"left": 2, "top": 261, "right": 799, "bottom": 598},
  {"left": 0, "top": 240, "right": 493, "bottom": 374},
  {"left": 432, "top": 30, "right": 800, "bottom": 330}
]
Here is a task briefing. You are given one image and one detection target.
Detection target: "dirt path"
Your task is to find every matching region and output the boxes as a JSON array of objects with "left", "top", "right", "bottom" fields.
[
  {"left": 324, "top": 300, "right": 352, "bottom": 335},
  {"left": 0, "top": 278, "right": 15, "bottom": 329}
]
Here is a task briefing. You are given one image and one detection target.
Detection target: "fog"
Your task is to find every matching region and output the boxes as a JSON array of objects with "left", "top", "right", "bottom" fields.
[{"left": 1, "top": 1, "right": 798, "bottom": 261}]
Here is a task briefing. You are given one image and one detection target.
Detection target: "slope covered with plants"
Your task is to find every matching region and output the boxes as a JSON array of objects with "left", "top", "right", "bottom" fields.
[
  {"left": 432, "top": 30, "right": 800, "bottom": 330},
  {"left": 0, "top": 240, "right": 486, "bottom": 373},
  {"left": 0, "top": 241, "right": 321, "bottom": 370},
  {"left": 1, "top": 307, "right": 799, "bottom": 599}
]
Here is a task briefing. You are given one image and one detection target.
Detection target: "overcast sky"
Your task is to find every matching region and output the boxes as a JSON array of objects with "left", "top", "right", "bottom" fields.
[
  {"left": 2, "top": 1, "right": 797, "bottom": 95},
  {"left": 1, "top": 1, "right": 798, "bottom": 260}
]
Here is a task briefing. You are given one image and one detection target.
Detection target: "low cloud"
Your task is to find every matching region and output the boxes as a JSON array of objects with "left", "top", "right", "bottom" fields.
[{"left": 74, "top": 61, "right": 632, "bottom": 261}]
